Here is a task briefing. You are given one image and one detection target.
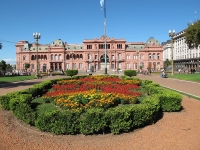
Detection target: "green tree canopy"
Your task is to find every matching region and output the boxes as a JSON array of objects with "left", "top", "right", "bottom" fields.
[
  {"left": 184, "top": 20, "right": 200, "bottom": 49},
  {"left": 6, "top": 64, "right": 13, "bottom": 72},
  {"left": 0, "top": 60, "right": 7, "bottom": 74},
  {"left": 164, "top": 59, "right": 171, "bottom": 68},
  {"left": 25, "top": 63, "right": 30, "bottom": 71}
]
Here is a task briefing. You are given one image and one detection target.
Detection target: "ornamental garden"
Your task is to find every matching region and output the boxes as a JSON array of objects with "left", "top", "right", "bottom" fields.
[{"left": 0, "top": 74, "right": 182, "bottom": 135}]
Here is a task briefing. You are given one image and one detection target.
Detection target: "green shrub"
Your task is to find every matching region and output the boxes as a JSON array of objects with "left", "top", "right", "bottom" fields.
[
  {"left": 66, "top": 70, "right": 78, "bottom": 77},
  {"left": 0, "top": 95, "right": 10, "bottom": 110},
  {"left": 79, "top": 108, "right": 106, "bottom": 135},
  {"left": 143, "top": 80, "right": 153, "bottom": 85},
  {"left": 124, "top": 70, "right": 137, "bottom": 77},
  {"left": 157, "top": 90, "right": 182, "bottom": 112},
  {"left": 35, "top": 110, "right": 80, "bottom": 135},
  {"left": 105, "top": 107, "right": 132, "bottom": 134},
  {"left": 26, "top": 87, "right": 38, "bottom": 98},
  {"left": 12, "top": 102, "right": 36, "bottom": 125}
]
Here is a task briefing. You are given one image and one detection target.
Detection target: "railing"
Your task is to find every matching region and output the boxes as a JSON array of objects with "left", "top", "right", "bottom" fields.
[{"left": 50, "top": 59, "right": 63, "bottom": 61}]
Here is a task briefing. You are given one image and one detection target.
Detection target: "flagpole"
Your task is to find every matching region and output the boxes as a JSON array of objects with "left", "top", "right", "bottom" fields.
[{"left": 104, "top": 0, "right": 107, "bottom": 74}]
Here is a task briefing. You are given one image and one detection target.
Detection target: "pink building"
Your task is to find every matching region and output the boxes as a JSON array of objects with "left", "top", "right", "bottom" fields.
[{"left": 15, "top": 36, "right": 163, "bottom": 73}]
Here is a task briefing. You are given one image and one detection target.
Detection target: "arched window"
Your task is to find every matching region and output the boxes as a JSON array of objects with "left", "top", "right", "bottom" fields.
[
  {"left": 88, "top": 54, "right": 91, "bottom": 60},
  {"left": 76, "top": 54, "right": 79, "bottom": 59},
  {"left": 44, "top": 55, "right": 47, "bottom": 60},
  {"left": 66, "top": 54, "right": 70, "bottom": 60},
  {"left": 140, "top": 54, "right": 144, "bottom": 59},
  {"left": 157, "top": 53, "right": 160, "bottom": 60},
  {"left": 126, "top": 54, "right": 130, "bottom": 59},
  {"left": 55, "top": 54, "right": 58, "bottom": 60},
  {"left": 51, "top": 54, "right": 53, "bottom": 60},
  {"left": 153, "top": 53, "right": 156, "bottom": 59},
  {"left": 134, "top": 53, "right": 138, "bottom": 59},
  {"left": 118, "top": 53, "right": 122, "bottom": 60},
  {"left": 59, "top": 54, "right": 62, "bottom": 60},
  {"left": 23, "top": 56, "right": 26, "bottom": 61},
  {"left": 80, "top": 54, "right": 83, "bottom": 59},
  {"left": 140, "top": 62, "right": 144, "bottom": 68},
  {"left": 148, "top": 53, "right": 152, "bottom": 59},
  {"left": 126, "top": 63, "right": 130, "bottom": 69},
  {"left": 133, "top": 63, "right": 137, "bottom": 69},
  {"left": 31, "top": 55, "right": 35, "bottom": 60}
]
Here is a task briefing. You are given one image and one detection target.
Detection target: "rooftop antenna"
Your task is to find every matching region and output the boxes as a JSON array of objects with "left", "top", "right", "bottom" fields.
[
  {"left": 194, "top": 11, "right": 197, "bottom": 22},
  {"left": 190, "top": 20, "right": 193, "bottom": 25}
]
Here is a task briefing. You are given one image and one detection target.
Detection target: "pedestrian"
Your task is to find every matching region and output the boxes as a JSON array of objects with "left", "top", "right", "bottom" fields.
[{"left": 149, "top": 69, "right": 151, "bottom": 75}]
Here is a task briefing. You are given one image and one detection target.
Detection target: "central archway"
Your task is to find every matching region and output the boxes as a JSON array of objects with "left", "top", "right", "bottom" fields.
[
  {"left": 100, "top": 54, "right": 110, "bottom": 70},
  {"left": 100, "top": 54, "right": 109, "bottom": 63}
]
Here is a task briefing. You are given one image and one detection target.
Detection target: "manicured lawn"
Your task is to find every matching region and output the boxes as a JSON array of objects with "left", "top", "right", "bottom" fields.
[
  {"left": 169, "top": 73, "right": 200, "bottom": 82},
  {"left": 31, "top": 97, "right": 58, "bottom": 114},
  {"left": 0, "top": 75, "right": 37, "bottom": 84}
]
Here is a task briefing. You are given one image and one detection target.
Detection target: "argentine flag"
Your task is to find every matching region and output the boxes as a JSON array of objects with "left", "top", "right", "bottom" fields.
[{"left": 100, "top": 0, "right": 104, "bottom": 10}]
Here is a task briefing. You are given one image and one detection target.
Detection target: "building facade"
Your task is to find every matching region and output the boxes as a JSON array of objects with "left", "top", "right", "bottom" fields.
[
  {"left": 162, "top": 29, "right": 200, "bottom": 72},
  {"left": 16, "top": 36, "right": 164, "bottom": 73}
]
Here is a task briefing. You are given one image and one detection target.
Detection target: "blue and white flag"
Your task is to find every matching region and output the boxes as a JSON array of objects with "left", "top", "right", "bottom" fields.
[{"left": 100, "top": 0, "right": 104, "bottom": 10}]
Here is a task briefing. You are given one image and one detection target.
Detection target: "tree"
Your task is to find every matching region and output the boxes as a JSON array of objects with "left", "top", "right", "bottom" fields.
[
  {"left": 184, "top": 20, "right": 200, "bottom": 49},
  {"left": 0, "top": 60, "right": 7, "bottom": 75},
  {"left": 66, "top": 70, "right": 78, "bottom": 77},
  {"left": 25, "top": 63, "right": 30, "bottom": 71},
  {"left": 164, "top": 59, "right": 171, "bottom": 68},
  {"left": 6, "top": 64, "right": 13, "bottom": 72},
  {"left": 124, "top": 70, "right": 137, "bottom": 77}
]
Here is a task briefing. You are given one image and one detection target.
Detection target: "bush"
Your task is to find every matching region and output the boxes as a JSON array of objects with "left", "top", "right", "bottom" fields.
[
  {"left": 79, "top": 108, "right": 106, "bottom": 135},
  {"left": 66, "top": 70, "right": 78, "bottom": 77},
  {"left": 157, "top": 90, "right": 182, "bottom": 112},
  {"left": 0, "top": 95, "right": 10, "bottom": 110},
  {"left": 35, "top": 110, "right": 80, "bottom": 135},
  {"left": 12, "top": 102, "right": 36, "bottom": 125},
  {"left": 105, "top": 107, "right": 132, "bottom": 134},
  {"left": 124, "top": 70, "right": 137, "bottom": 77}
]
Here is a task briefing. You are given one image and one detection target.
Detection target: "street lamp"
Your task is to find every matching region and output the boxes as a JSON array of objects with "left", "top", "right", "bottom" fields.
[
  {"left": 0, "top": 42, "right": 2, "bottom": 49},
  {"left": 169, "top": 30, "right": 175, "bottom": 76},
  {"left": 136, "top": 49, "right": 140, "bottom": 71},
  {"left": 70, "top": 51, "right": 74, "bottom": 69},
  {"left": 33, "top": 32, "right": 41, "bottom": 78}
]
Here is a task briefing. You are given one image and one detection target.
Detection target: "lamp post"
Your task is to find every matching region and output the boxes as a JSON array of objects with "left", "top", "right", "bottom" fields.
[
  {"left": 100, "top": 0, "right": 107, "bottom": 74},
  {"left": 136, "top": 49, "right": 140, "bottom": 71},
  {"left": 0, "top": 42, "right": 2, "bottom": 49},
  {"left": 33, "top": 32, "right": 41, "bottom": 78},
  {"left": 70, "top": 51, "right": 74, "bottom": 69},
  {"left": 169, "top": 30, "right": 175, "bottom": 76}
]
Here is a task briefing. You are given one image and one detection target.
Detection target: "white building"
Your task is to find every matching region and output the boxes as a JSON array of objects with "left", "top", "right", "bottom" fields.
[
  {"left": 162, "top": 40, "right": 171, "bottom": 61},
  {"left": 162, "top": 29, "right": 200, "bottom": 72}
]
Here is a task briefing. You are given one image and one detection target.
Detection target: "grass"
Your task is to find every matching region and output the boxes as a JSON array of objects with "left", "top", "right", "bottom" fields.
[
  {"left": 0, "top": 75, "right": 37, "bottom": 84},
  {"left": 168, "top": 73, "right": 200, "bottom": 82},
  {"left": 162, "top": 86, "right": 200, "bottom": 101},
  {"left": 31, "top": 97, "right": 58, "bottom": 114}
]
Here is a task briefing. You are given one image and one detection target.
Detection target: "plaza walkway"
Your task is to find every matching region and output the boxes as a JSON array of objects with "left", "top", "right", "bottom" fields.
[
  {"left": 136, "top": 74, "right": 200, "bottom": 98},
  {"left": 0, "top": 73, "right": 200, "bottom": 98}
]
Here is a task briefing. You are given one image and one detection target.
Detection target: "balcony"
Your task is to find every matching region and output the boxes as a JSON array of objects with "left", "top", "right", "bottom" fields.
[
  {"left": 86, "top": 59, "right": 94, "bottom": 62},
  {"left": 50, "top": 59, "right": 63, "bottom": 62}
]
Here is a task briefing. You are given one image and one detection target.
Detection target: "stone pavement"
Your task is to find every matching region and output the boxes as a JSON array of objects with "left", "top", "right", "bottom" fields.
[
  {"left": 136, "top": 74, "right": 200, "bottom": 98},
  {"left": 0, "top": 74, "right": 200, "bottom": 98},
  {"left": 0, "top": 76, "right": 65, "bottom": 96}
]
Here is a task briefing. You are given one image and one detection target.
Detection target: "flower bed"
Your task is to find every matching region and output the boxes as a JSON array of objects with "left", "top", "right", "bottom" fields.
[
  {"left": 0, "top": 75, "right": 182, "bottom": 135},
  {"left": 43, "top": 76, "right": 142, "bottom": 111}
]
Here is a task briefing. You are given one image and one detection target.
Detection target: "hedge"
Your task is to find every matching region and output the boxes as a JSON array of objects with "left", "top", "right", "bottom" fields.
[{"left": 0, "top": 75, "right": 183, "bottom": 135}]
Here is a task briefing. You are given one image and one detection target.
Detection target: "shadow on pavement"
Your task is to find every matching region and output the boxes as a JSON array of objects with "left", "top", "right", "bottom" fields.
[{"left": 0, "top": 80, "right": 42, "bottom": 89}]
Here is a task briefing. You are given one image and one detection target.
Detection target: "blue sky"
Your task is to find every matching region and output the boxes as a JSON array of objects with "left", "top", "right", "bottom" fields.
[{"left": 0, "top": 0, "right": 199, "bottom": 64}]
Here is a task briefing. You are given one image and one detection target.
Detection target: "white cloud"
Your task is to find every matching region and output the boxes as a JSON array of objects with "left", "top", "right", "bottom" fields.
[{"left": 3, "top": 58, "right": 16, "bottom": 64}]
